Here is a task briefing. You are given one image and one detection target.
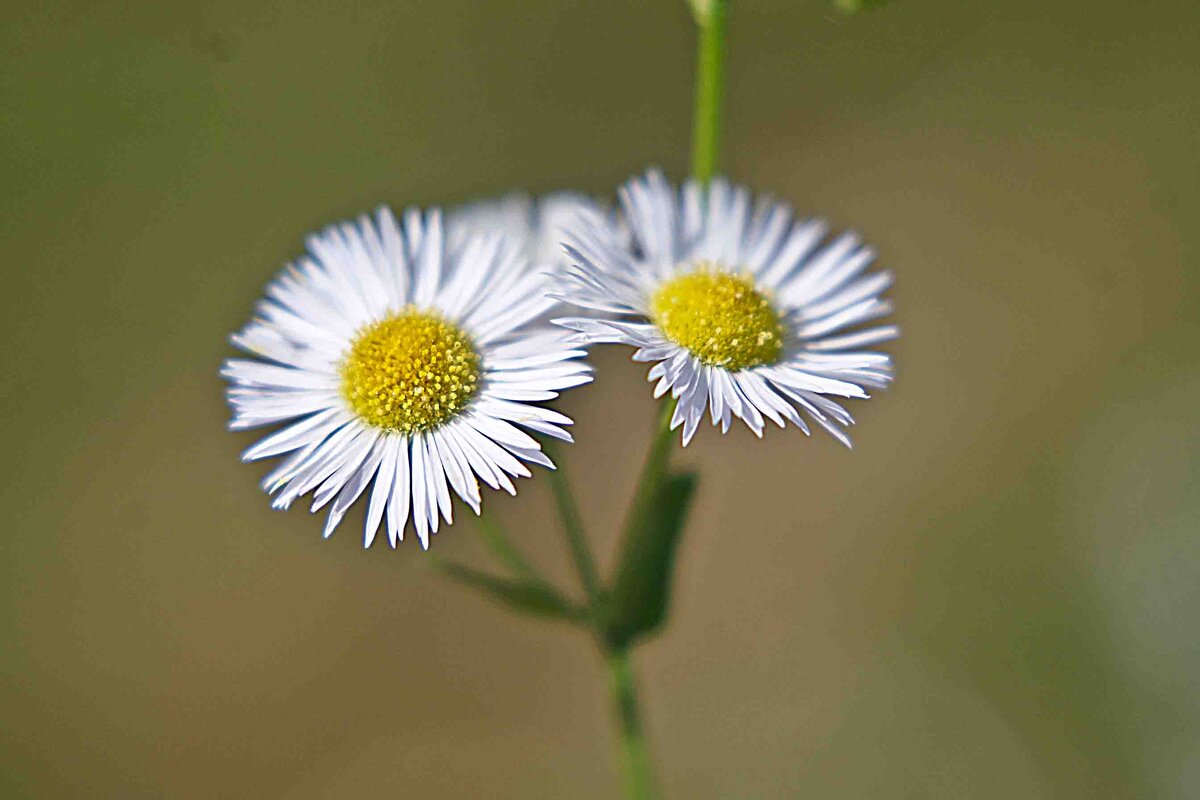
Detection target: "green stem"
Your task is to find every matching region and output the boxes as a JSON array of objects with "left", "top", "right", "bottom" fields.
[
  {"left": 545, "top": 441, "right": 603, "bottom": 608},
  {"left": 607, "top": 647, "right": 659, "bottom": 800},
  {"left": 689, "top": 0, "right": 728, "bottom": 184}
]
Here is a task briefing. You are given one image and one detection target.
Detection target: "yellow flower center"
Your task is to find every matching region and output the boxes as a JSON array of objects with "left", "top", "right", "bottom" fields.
[
  {"left": 340, "top": 309, "right": 481, "bottom": 433},
  {"left": 651, "top": 267, "right": 784, "bottom": 370}
]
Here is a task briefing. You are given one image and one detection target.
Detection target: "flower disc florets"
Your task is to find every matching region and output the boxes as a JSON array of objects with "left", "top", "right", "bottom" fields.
[
  {"left": 651, "top": 266, "right": 784, "bottom": 370},
  {"left": 341, "top": 308, "right": 481, "bottom": 433}
]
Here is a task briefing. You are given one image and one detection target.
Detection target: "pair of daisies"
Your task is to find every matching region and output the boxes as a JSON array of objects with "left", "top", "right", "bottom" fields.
[{"left": 223, "top": 170, "right": 898, "bottom": 548}]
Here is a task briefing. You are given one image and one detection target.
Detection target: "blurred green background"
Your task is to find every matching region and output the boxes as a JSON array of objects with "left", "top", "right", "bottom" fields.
[{"left": 2, "top": 0, "right": 1197, "bottom": 796}]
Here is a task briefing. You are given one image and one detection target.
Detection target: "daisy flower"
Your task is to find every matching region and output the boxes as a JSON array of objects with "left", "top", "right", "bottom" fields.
[
  {"left": 222, "top": 207, "right": 592, "bottom": 549},
  {"left": 554, "top": 170, "right": 897, "bottom": 447}
]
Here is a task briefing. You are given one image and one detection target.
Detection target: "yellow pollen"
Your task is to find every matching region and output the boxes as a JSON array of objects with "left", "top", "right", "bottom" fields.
[
  {"left": 340, "top": 308, "right": 481, "bottom": 433},
  {"left": 651, "top": 266, "right": 784, "bottom": 370}
]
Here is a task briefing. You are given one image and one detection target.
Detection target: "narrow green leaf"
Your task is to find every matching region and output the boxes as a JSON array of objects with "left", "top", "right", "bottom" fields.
[
  {"left": 603, "top": 471, "right": 699, "bottom": 649},
  {"left": 432, "top": 560, "right": 584, "bottom": 622}
]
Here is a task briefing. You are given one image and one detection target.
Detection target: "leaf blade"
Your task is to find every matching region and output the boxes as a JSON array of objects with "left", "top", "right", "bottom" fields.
[
  {"left": 432, "top": 560, "right": 585, "bottom": 622},
  {"left": 603, "top": 471, "right": 699, "bottom": 649}
]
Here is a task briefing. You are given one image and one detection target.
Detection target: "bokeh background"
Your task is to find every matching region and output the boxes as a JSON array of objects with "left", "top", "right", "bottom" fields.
[{"left": 3, "top": 0, "right": 1197, "bottom": 796}]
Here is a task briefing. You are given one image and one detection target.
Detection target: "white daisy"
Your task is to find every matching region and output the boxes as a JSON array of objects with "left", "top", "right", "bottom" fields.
[
  {"left": 222, "top": 206, "right": 592, "bottom": 549},
  {"left": 554, "top": 169, "right": 897, "bottom": 447}
]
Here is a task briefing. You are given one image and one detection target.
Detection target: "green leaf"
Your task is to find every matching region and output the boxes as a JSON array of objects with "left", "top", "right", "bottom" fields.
[
  {"left": 833, "top": 0, "right": 892, "bottom": 13},
  {"left": 432, "top": 560, "right": 584, "bottom": 622},
  {"left": 602, "top": 471, "right": 699, "bottom": 649}
]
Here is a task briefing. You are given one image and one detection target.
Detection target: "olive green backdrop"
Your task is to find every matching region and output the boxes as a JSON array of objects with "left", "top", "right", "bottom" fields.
[{"left": 2, "top": 0, "right": 1197, "bottom": 797}]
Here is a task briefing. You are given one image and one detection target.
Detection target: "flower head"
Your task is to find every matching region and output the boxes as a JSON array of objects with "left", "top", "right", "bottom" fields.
[
  {"left": 554, "top": 169, "right": 897, "bottom": 446},
  {"left": 223, "top": 207, "right": 591, "bottom": 548}
]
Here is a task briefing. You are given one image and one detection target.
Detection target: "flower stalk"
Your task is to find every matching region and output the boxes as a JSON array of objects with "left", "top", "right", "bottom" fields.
[
  {"left": 607, "top": 647, "right": 658, "bottom": 800},
  {"left": 544, "top": 441, "right": 603, "bottom": 608},
  {"left": 689, "top": 0, "right": 728, "bottom": 185}
]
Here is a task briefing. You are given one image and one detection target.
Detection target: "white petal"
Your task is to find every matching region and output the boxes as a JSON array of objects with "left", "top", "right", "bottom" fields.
[
  {"left": 386, "top": 439, "right": 411, "bottom": 546},
  {"left": 425, "top": 433, "right": 454, "bottom": 529},
  {"left": 241, "top": 408, "right": 344, "bottom": 462},
  {"left": 434, "top": 429, "right": 482, "bottom": 513},
  {"left": 410, "top": 434, "right": 431, "bottom": 549},
  {"left": 363, "top": 436, "right": 399, "bottom": 548}
]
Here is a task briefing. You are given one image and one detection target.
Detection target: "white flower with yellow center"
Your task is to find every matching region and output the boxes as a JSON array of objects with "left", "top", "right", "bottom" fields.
[
  {"left": 554, "top": 170, "right": 897, "bottom": 446},
  {"left": 222, "top": 207, "right": 592, "bottom": 549}
]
